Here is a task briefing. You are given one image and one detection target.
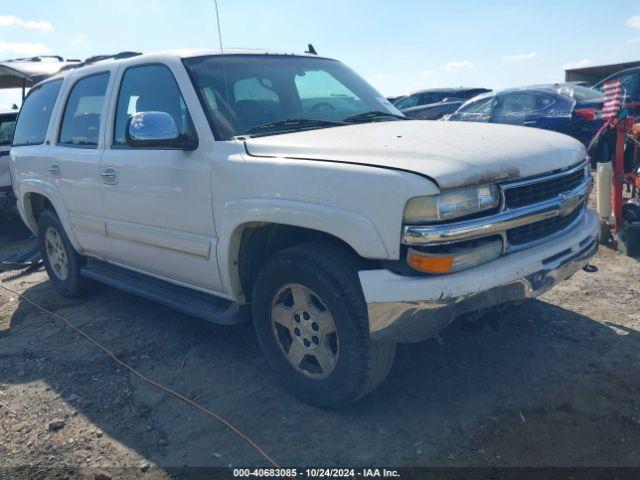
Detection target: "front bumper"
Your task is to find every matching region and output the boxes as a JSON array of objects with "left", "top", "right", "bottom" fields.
[{"left": 359, "top": 208, "right": 599, "bottom": 343}]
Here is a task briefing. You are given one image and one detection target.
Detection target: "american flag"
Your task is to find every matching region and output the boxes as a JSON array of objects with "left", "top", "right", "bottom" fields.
[{"left": 601, "top": 79, "right": 623, "bottom": 121}]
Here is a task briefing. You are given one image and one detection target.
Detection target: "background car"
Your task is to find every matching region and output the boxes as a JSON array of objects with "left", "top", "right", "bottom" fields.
[
  {"left": 447, "top": 84, "right": 605, "bottom": 163},
  {"left": 593, "top": 66, "right": 640, "bottom": 115},
  {"left": 393, "top": 87, "right": 491, "bottom": 120},
  {"left": 0, "top": 109, "right": 18, "bottom": 202}
]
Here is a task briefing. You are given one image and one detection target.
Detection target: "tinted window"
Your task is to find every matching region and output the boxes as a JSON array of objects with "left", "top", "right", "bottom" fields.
[
  {"left": 114, "top": 64, "right": 196, "bottom": 147},
  {"left": 12, "top": 80, "right": 62, "bottom": 147},
  {"left": 59, "top": 73, "right": 109, "bottom": 147},
  {"left": 0, "top": 114, "right": 17, "bottom": 145}
]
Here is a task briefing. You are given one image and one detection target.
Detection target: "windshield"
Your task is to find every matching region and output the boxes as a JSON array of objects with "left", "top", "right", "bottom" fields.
[
  {"left": 0, "top": 114, "right": 17, "bottom": 146},
  {"left": 183, "top": 55, "right": 403, "bottom": 139}
]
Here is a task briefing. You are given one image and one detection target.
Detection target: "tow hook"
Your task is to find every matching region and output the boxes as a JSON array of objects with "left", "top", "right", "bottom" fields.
[{"left": 583, "top": 264, "right": 598, "bottom": 273}]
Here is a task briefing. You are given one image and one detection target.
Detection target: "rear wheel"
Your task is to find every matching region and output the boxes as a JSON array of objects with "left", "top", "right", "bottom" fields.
[
  {"left": 38, "top": 209, "right": 88, "bottom": 297},
  {"left": 251, "top": 243, "right": 396, "bottom": 408}
]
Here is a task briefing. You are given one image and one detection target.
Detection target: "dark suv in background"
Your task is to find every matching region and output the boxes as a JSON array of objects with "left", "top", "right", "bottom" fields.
[{"left": 393, "top": 87, "right": 491, "bottom": 120}]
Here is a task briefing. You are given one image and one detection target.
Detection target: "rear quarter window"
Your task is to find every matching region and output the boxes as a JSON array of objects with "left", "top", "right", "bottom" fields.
[{"left": 12, "top": 79, "right": 63, "bottom": 147}]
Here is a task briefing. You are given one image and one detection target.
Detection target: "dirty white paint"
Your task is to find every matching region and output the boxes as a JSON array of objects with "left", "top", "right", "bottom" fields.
[{"left": 245, "top": 120, "right": 587, "bottom": 190}]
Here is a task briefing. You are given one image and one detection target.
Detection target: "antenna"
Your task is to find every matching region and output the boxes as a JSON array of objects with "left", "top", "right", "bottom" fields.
[
  {"left": 213, "top": 0, "right": 224, "bottom": 54},
  {"left": 306, "top": 44, "right": 317, "bottom": 55}
]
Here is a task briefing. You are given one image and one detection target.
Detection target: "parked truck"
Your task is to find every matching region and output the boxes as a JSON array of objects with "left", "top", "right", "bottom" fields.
[{"left": 10, "top": 50, "right": 598, "bottom": 407}]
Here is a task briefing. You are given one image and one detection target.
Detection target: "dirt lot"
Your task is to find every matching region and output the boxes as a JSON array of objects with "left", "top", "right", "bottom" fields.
[{"left": 1, "top": 209, "right": 640, "bottom": 477}]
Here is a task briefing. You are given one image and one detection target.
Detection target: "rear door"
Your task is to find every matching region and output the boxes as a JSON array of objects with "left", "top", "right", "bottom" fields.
[
  {"left": 47, "top": 71, "right": 112, "bottom": 256},
  {"left": 99, "top": 62, "right": 224, "bottom": 293}
]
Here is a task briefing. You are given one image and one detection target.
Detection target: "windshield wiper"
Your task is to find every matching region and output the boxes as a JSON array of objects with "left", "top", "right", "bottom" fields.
[
  {"left": 343, "top": 110, "right": 406, "bottom": 123},
  {"left": 241, "top": 118, "right": 347, "bottom": 137}
]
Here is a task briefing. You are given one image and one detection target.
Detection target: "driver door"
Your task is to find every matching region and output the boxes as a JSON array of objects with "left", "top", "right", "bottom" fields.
[{"left": 99, "top": 62, "right": 224, "bottom": 293}]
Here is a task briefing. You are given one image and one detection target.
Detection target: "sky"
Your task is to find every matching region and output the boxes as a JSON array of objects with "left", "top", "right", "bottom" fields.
[{"left": 1, "top": 0, "right": 640, "bottom": 108}]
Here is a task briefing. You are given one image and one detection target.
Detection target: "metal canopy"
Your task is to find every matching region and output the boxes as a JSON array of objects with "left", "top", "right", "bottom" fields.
[{"left": 0, "top": 57, "right": 79, "bottom": 89}]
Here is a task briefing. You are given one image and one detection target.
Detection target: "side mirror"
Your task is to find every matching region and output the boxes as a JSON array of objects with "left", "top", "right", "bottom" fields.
[{"left": 126, "top": 111, "right": 196, "bottom": 150}]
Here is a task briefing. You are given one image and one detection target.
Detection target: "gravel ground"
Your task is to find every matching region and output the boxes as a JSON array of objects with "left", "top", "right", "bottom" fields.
[{"left": 1, "top": 208, "right": 639, "bottom": 477}]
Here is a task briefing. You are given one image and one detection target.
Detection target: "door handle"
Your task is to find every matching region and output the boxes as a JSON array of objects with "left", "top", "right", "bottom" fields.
[
  {"left": 48, "top": 163, "right": 62, "bottom": 178},
  {"left": 100, "top": 167, "right": 118, "bottom": 185}
]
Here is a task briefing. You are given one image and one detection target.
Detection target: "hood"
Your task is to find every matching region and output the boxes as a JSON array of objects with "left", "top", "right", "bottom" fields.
[{"left": 243, "top": 120, "right": 586, "bottom": 190}]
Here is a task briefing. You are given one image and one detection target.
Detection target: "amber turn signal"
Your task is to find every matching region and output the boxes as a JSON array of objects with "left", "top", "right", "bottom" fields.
[{"left": 407, "top": 251, "right": 455, "bottom": 274}]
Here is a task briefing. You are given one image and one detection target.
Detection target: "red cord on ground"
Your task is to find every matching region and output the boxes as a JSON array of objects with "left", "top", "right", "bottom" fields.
[{"left": 0, "top": 280, "right": 282, "bottom": 470}]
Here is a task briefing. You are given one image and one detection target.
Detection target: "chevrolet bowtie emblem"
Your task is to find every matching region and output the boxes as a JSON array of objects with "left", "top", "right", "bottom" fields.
[{"left": 558, "top": 192, "right": 583, "bottom": 217}]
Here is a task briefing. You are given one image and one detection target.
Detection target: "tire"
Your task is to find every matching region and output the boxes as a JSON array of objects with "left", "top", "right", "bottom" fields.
[
  {"left": 251, "top": 243, "right": 396, "bottom": 408},
  {"left": 599, "top": 222, "right": 612, "bottom": 245},
  {"left": 618, "top": 224, "right": 640, "bottom": 257},
  {"left": 37, "top": 209, "right": 88, "bottom": 297}
]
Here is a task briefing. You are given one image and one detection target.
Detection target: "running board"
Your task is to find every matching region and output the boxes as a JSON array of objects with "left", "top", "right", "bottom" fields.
[{"left": 81, "top": 259, "right": 241, "bottom": 325}]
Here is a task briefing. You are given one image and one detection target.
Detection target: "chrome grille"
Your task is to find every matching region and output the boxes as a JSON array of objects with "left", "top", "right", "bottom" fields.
[
  {"left": 507, "top": 203, "right": 585, "bottom": 246},
  {"left": 503, "top": 164, "right": 587, "bottom": 210}
]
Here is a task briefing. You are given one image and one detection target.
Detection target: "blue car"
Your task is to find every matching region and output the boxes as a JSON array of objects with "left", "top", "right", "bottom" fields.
[{"left": 447, "top": 84, "right": 605, "bottom": 159}]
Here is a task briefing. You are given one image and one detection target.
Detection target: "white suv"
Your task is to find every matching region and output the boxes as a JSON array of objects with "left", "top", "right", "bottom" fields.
[{"left": 11, "top": 50, "right": 598, "bottom": 407}]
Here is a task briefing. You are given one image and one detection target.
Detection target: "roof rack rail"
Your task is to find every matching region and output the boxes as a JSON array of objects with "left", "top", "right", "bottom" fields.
[
  {"left": 59, "top": 51, "right": 143, "bottom": 72},
  {"left": 4, "top": 55, "right": 66, "bottom": 63}
]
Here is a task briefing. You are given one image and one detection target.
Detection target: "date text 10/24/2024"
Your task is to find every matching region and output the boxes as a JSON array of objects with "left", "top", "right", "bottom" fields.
[{"left": 233, "top": 468, "right": 401, "bottom": 478}]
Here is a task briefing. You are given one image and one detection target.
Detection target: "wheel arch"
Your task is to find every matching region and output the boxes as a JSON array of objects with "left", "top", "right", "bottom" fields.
[
  {"left": 20, "top": 183, "right": 83, "bottom": 252},
  {"left": 219, "top": 201, "right": 390, "bottom": 303}
]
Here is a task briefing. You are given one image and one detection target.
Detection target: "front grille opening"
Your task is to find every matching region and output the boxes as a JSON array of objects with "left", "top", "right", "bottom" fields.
[
  {"left": 507, "top": 205, "right": 584, "bottom": 246},
  {"left": 504, "top": 168, "right": 586, "bottom": 209}
]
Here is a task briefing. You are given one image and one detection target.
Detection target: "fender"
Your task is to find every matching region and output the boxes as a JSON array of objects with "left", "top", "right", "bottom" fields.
[
  {"left": 18, "top": 179, "right": 84, "bottom": 253},
  {"left": 217, "top": 197, "right": 390, "bottom": 299}
]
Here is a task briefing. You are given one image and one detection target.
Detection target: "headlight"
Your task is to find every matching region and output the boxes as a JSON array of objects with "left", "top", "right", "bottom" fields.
[{"left": 403, "top": 184, "right": 500, "bottom": 223}]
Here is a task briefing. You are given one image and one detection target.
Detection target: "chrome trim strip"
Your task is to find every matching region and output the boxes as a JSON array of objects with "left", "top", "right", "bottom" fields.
[
  {"left": 500, "top": 159, "right": 588, "bottom": 191},
  {"left": 403, "top": 178, "right": 591, "bottom": 246}
]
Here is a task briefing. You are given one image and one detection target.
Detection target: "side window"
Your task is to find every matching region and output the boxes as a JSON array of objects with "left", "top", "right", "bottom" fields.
[
  {"left": 494, "top": 93, "right": 539, "bottom": 115},
  {"left": 58, "top": 73, "right": 110, "bottom": 147},
  {"left": 12, "top": 79, "right": 63, "bottom": 147},
  {"left": 113, "top": 64, "right": 196, "bottom": 147}
]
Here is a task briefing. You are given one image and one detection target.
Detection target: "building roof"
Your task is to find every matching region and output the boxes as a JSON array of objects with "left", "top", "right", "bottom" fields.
[{"left": 565, "top": 60, "right": 640, "bottom": 84}]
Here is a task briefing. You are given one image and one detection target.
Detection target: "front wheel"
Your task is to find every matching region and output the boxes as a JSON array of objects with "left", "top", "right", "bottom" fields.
[{"left": 251, "top": 243, "right": 396, "bottom": 408}]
